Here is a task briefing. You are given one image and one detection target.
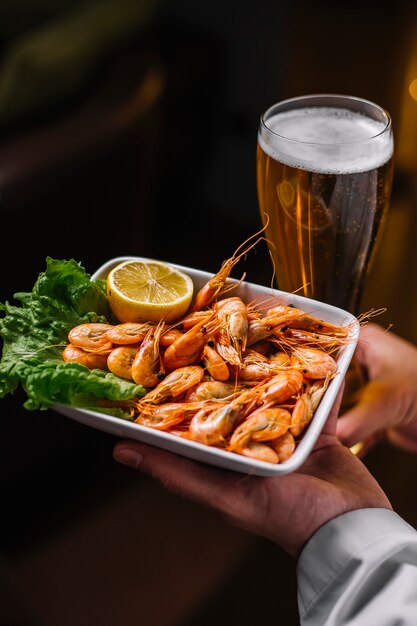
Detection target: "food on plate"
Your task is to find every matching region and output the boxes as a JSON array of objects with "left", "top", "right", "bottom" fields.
[{"left": 0, "top": 237, "right": 355, "bottom": 464}]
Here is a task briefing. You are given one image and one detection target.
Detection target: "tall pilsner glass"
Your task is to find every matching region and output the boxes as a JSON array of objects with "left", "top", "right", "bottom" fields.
[{"left": 256, "top": 94, "right": 394, "bottom": 316}]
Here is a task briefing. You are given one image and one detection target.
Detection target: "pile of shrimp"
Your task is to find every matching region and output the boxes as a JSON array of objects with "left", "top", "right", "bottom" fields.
[{"left": 63, "top": 233, "right": 353, "bottom": 465}]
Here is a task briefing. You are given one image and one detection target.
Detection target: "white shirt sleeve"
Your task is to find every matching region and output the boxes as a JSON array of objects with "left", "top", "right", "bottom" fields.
[{"left": 297, "top": 508, "right": 417, "bottom": 625}]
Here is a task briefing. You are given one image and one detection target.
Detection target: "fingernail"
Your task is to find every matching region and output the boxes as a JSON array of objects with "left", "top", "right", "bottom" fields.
[{"left": 114, "top": 448, "right": 142, "bottom": 468}]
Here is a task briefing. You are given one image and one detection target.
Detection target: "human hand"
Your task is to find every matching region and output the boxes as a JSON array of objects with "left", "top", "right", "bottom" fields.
[
  {"left": 113, "top": 389, "right": 391, "bottom": 558},
  {"left": 337, "top": 323, "right": 417, "bottom": 454}
]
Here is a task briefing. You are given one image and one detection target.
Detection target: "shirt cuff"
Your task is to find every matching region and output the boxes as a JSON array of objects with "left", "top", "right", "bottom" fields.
[{"left": 297, "top": 508, "right": 415, "bottom": 616}]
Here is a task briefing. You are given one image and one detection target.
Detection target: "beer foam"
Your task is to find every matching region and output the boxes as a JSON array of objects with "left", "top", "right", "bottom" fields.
[{"left": 258, "top": 107, "right": 393, "bottom": 174}]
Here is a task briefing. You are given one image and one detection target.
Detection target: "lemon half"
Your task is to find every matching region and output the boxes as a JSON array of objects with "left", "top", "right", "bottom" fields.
[{"left": 107, "top": 259, "right": 194, "bottom": 323}]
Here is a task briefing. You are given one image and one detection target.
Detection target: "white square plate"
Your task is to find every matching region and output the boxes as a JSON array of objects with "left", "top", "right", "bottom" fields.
[{"left": 54, "top": 256, "right": 360, "bottom": 476}]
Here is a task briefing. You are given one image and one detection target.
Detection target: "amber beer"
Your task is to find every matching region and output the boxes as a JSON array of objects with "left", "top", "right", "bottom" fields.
[{"left": 257, "top": 96, "right": 394, "bottom": 314}]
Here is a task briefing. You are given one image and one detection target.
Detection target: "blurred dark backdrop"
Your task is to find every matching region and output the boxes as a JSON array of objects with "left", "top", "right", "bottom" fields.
[{"left": 1, "top": 1, "right": 417, "bottom": 625}]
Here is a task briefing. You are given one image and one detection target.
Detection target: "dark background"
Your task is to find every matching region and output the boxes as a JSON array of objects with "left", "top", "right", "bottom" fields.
[{"left": 1, "top": 1, "right": 417, "bottom": 624}]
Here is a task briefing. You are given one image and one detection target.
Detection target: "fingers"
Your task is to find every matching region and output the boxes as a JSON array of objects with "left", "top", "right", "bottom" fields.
[
  {"left": 336, "top": 384, "right": 398, "bottom": 447},
  {"left": 339, "top": 325, "right": 417, "bottom": 452},
  {"left": 353, "top": 322, "right": 387, "bottom": 368},
  {"left": 113, "top": 440, "right": 255, "bottom": 519},
  {"left": 386, "top": 430, "right": 417, "bottom": 453},
  {"left": 349, "top": 432, "right": 385, "bottom": 458},
  {"left": 337, "top": 410, "right": 380, "bottom": 448}
]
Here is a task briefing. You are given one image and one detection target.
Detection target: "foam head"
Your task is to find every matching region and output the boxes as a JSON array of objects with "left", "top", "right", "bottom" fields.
[{"left": 258, "top": 107, "right": 393, "bottom": 174}]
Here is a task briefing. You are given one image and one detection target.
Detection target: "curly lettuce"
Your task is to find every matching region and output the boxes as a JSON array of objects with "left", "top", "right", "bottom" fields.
[{"left": 0, "top": 257, "right": 145, "bottom": 411}]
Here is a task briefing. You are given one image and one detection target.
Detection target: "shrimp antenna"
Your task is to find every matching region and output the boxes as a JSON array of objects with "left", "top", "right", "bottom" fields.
[
  {"left": 268, "top": 249, "right": 276, "bottom": 293},
  {"left": 357, "top": 308, "right": 387, "bottom": 326},
  {"left": 227, "top": 213, "right": 276, "bottom": 268},
  {"left": 231, "top": 212, "right": 271, "bottom": 258}
]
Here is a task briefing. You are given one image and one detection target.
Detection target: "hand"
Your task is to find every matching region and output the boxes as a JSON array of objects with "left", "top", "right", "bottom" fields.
[
  {"left": 337, "top": 323, "right": 417, "bottom": 454},
  {"left": 113, "top": 389, "right": 391, "bottom": 558}
]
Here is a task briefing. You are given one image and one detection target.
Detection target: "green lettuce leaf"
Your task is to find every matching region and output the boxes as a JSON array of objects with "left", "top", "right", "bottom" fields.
[{"left": 0, "top": 257, "right": 145, "bottom": 410}]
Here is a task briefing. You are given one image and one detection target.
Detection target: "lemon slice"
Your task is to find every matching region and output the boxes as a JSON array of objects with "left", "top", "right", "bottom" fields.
[{"left": 107, "top": 259, "right": 194, "bottom": 323}]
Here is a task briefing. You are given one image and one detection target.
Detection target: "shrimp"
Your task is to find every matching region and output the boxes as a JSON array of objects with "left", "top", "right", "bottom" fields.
[
  {"left": 174, "top": 310, "right": 213, "bottom": 331},
  {"left": 186, "top": 380, "right": 242, "bottom": 402},
  {"left": 190, "top": 225, "right": 267, "bottom": 312},
  {"left": 238, "top": 350, "right": 282, "bottom": 382},
  {"left": 270, "top": 431, "right": 296, "bottom": 462},
  {"left": 248, "top": 340, "right": 272, "bottom": 357},
  {"left": 167, "top": 426, "right": 193, "bottom": 439},
  {"left": 138, "top": 366, "right": 205, "bottom": 406},
  {"left": 231, "top": 440, "right": 279, "bottom": 464},
  {"left": 131, "top": 321, "right": 165, "bottom": 388},
  {"left": 273, "top": 328, "right": 344, "bottom": 353},
  {"left": 214, "top": 297, "right": 248, "bottom": 365},
  {"left": 290, "top": 346, "right": 337, "bottom": 379},
  {"left": 268, "top": 305, "right": 349, "bottom": 338},
  {"left": 163, "top": 313, "right": 218, "bottom": 370},
  {"left": 247, "top": 308, "right": 303, "bottom": 346},
  {"left": 136, "top": 401, "right": 221, "bottom": 431},
  {"left": 68, "top": 323, "right": 114, "bottom": 352},
  {"left": 229, "top": 407, "right": 291, "bottom": 454},
  {"left": 107, "top": 345, "right": 140, "bottom": 380},
  {"left": 269, "top": 351, "right": 291, "bottom": 367},
  {"left": 290, "top": 378, "right": 330, "bottom": 437},
  {"left": 189, "top": 386, "right": 260, "bottom": 446},
  {"left": 258, "top": 370, "right": 305, "bottom": 406},
  {"left": 62, "top": 344, "right": 108, "bottom": 370},
  {"left": 107, "top": 322, "right": 153, "bottom": 345},
  {"left": 159, "top": 329, "right": 184, "bottom": 347},
  {"left": 202, "top": 344, "right": 230, "bottom": 381}
]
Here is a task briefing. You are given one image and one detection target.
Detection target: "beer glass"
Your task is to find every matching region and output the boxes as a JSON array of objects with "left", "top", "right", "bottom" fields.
[{"left": 256, "top": 94, "right": 394, "bottom": 316}]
